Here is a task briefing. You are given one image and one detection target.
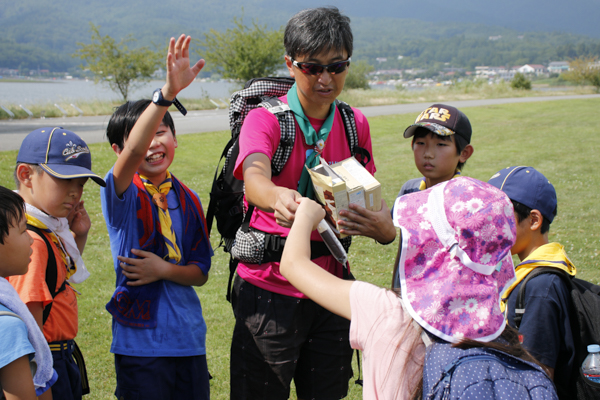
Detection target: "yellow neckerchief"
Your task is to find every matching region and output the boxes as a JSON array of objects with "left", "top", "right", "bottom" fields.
[
  {"left": 500, "top": 242, "right": 576, "bottom": 312},
  {"left": 139, "top": 171, "right": 182, "bottom": 263},
  {"left": 419, "top": 171, "right": 461, "bottom": 190},
  {"left": 26, "top": 214, "right": 72, "bottom": 277}
]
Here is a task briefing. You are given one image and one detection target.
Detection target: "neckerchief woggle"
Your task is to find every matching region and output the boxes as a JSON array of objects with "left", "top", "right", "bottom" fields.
[
  {"left": 287, "top": 83, "right": 336, "bottom": 200},
  {"left": 500, "top": 242, "right": 576, "bottom": 312},
  {"left": 419, "top": 171, "right": 461, "bottom": 191},
  {"left": 139, "top": 171, "right": 182, "bottom": 263}
]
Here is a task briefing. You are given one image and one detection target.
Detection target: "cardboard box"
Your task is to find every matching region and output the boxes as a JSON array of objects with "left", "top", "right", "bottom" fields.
[
  {"left": 331, "top": 157, "right": 381, "bottom": 212},
  {"left": 307, "top": 157, "right": 381, "bottom": 237}
]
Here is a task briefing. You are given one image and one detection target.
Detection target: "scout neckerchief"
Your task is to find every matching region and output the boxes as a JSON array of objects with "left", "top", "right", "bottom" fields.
[
  {"left": 287, "top": 83, "right": 336, "bottom": 200},
  {"left": 24, "top": 202, "right": 89, "bottom": 283},
  {"left": 419, "top": 171, "right": 462, "bottom": 191},
  {"left": 500, "top": 242, "right": 576, "bottom": 312},
  {"left": 139, "top": 171, "right": 182, "bottom": 263}
]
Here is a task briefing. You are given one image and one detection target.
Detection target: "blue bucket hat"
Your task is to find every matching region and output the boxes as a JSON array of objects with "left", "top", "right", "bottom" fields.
[
  {"left": 488, "top": 166, "right": 556, "bottom": 223},
  {"left": 17, "top": 127, "right": 106, "bottom": 187}
]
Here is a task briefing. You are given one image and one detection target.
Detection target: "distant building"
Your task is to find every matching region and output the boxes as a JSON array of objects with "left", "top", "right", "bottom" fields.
[
  {"left": 376, "top": 57, "right": 388, "bottom": 63},
  {"left": 548, "top": 61, "right": 570, "bottom": 74},
  {"left": 489, "top": 35, "right": 502, "bottom": 41},
  {"left": 516, "top": 64, "right": 547, "bottom": 75}
]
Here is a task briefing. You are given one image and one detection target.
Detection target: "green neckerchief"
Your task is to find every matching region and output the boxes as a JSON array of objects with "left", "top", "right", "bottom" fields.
[{"left": 287, "top": 82, "right": 336, "bottom": 199}]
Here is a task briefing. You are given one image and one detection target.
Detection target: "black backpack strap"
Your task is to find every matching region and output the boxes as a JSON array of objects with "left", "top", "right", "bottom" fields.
[
  {"left": 514, "top": 267, "right": 572, "bottom": 329},
  {"left": 336, "top": 100, "right": 371, "bottom": 167},
  {"left": 27, "top": 224, "right": 66, "bottom": 325}
]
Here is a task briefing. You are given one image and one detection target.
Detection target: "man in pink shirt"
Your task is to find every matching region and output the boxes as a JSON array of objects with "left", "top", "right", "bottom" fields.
[{"left": 230, "top": 6, "right": 377, "bottom": 400}]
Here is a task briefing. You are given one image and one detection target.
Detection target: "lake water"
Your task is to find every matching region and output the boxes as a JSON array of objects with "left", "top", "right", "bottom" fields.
[{"left": 0, "top": 79, "right": 239, "bottom": 105}]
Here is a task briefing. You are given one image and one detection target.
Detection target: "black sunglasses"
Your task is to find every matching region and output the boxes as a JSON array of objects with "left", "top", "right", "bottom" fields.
[{"left": 292, "top": 58, "right": 351, "bottom": 75}]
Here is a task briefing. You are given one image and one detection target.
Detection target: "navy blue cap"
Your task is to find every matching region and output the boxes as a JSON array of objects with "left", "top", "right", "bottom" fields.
[
  {"left": 488, "top": 166, "right": 556, "bottom": 223},
  {"left": 17, "top": 127, "right": 106, "bottom": 187},
  {"left": 403, "top": 104, "right": 472, "bottom": 144}
]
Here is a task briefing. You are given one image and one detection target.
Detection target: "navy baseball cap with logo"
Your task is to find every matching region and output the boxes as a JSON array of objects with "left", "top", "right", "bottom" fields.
[
  {"left": 17, "top": 127, "right": 106, "bottom": 187},
  {"left": 403, "top": 103, "right": 472, "bottom": 144},
  {"left": 488, "top": 166, "right": 557, "bottom": 223}
]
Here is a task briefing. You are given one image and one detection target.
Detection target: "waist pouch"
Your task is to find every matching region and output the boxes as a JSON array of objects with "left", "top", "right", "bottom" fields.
[{"left": 231, "top": 226, "right": 351, "bottom": 264}]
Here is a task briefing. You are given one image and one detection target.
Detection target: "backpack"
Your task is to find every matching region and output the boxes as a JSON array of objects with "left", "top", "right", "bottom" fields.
[
  {"left": 205, "top": 76, "right": 370, "bottom": 301},
  {"left": 26, "top": 225, "right": 66, "bottom": 325},
  {"left": 515, "top": 267, "right": 600, "bottom": 399},
  {"left": 422, "top": 341, "right": 558, "bottom": 400}
]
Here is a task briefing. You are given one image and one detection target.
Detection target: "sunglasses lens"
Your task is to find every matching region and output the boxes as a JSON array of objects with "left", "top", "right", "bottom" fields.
[
  {"left": 327, "top": 61, "right": 350, "bottom": 74},
  {"left": 299, "top": 63, "right": 324, "bottom": 75}
]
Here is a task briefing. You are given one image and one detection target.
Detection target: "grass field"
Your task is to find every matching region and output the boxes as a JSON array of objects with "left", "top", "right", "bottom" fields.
[{"left": 0, "top": 97, "right": 599, "bottom": 398}]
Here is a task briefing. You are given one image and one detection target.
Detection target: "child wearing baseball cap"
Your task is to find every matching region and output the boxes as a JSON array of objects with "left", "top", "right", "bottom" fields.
[
  {"left": 337, "top": 104, "right": 474, "bottom": 245},
  {"left": 280, "top": 177, "right": 556, "bottom": 399},
  {"left": 10, "top": 127, "right": 105, "bottom": 399},
  {"left": 488, "top": 166, "right": 576, "bottom": 398},
  {"left": 399, "top": 103, "right": 474, "bottom": 195}
]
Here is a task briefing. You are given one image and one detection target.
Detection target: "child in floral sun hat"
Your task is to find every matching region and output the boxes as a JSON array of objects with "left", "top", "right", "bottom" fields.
[
  {"left": 279, "top": 176, "right": 557, "bottom": 399},
  {"left": 392, "top": 176, "right": 516, "bottom": 342}
]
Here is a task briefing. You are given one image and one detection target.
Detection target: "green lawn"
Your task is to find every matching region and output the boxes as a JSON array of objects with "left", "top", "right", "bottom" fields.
[{"left": 0, "top": 97, "right": 599, "bottom": 398}]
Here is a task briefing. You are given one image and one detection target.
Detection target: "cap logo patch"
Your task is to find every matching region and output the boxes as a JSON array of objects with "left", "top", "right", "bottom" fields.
[
  {"left": 63, "top": 141, "right": 90, "bottom": 161},
  {"left": 415, "top": 107, "right": 451, "bottom": 123}
]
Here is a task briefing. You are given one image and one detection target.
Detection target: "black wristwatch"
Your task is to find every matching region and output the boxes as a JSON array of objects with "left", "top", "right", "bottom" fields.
[{"left": 152, "top": 88, "right": 187, "bottom": 116}]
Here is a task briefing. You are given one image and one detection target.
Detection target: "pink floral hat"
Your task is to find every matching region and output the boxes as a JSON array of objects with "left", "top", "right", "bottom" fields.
[{"left": 393, "top": 177, "right": 516, "bottom": 343}]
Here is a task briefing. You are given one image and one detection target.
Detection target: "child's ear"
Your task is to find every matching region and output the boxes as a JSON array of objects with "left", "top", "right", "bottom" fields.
[
  {"left": 459, "top": 144, "right": 474, "bottom": 163},
  {"left": 16, "top": 164, "right": 34, "bottom": 188},
  {"left": 111, "top": 143, "right": 122, "bottom": 156},
  {"left": 529, "top": 209, "right": 544, "bottom": 231}
]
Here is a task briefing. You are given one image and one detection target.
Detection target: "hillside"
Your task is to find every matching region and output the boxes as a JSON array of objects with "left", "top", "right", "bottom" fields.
[{"left": 1, "top": 0, "right": 599, "bottom": 72}]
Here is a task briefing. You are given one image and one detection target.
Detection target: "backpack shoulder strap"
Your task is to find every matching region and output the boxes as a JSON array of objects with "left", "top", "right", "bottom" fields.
[
  {"left": 514, "top": 267, "right": 572, "bottom": 329},
  {"left": 260, "top": 97, "right": 295, "bottom": 176},
  {"left": 336, "top": 100, "right": 371, "bottom": 167},
  {"left": 26, "top": 224, "right": 66, "bottom": 325}
]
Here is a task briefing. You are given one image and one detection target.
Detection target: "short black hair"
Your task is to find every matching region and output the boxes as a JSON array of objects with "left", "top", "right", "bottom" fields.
[
  {"left": 13, "top": 163, "right": 44, "bottom": 189},
  {"left": 284, "top": 6, "right": 353, "bottom": 60},
  {"left": 0, "top": 186, "right": 25, "bottom": 245},
  {"left": 411, "top": 128, "right": 470, "bottom": 171},
  {"left": 107, "top": 99, "right": 176, "bottom": 150},
  {"left": 512, "top": 200, "right": 556, "bottom": 234}
]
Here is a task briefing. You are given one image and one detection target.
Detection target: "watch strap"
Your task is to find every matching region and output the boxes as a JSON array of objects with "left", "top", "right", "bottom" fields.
[{"left": 172, "top": 98, "right": 187, "bottom": 116}]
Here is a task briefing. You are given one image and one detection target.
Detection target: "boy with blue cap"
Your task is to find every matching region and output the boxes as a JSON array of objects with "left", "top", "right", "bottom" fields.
[
  {"left": 488, "top": 166, "right": 576, "bottom": 399},
  {"left": 10, "top": 127, "right": 106, "bottom": 400}
]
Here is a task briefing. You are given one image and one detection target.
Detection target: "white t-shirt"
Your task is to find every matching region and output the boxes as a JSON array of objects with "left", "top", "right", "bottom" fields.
[{"left": 349, "top": 281, "right": 425, "bottom": 399}]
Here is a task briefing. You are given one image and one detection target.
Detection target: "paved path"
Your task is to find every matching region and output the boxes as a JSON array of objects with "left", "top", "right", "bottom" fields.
[{"left": 1, "top": 94, "right": 599, "bottom": 151}]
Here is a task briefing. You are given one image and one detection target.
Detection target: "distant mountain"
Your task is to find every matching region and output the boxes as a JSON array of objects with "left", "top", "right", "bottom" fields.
[{"left": 1, "top": 0, "right": 599, "bottom": 72}]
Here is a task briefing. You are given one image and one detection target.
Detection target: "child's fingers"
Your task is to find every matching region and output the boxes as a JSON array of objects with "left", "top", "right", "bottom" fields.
[
  {"left": 191, "top": 59, "right": 206, "bottom": 75},
  {"left": 182, "top": 35, "right": 191, "bottom": 59},
  {"left": 174, "top": 34, "right": 186, "bottom": 59}
]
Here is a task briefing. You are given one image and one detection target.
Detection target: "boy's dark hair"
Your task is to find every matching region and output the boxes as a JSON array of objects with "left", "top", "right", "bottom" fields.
[
  {"left": 13, "top": 163, "right": 44, "bottom": 189},
  {"left": 284, "top": 6, "right": 353, "bottom": 60},
  {"left": 412, "top": 128, "right": 469, "bottom": 171},
  {"left": 512, "top": 199, "right": 556, "bottom": 234},
  {"left": 0, "top": 186, "right": 25, "bottom": 245},
  {"left": 107, "top": 99, "right": 176, "bottom": 150}
]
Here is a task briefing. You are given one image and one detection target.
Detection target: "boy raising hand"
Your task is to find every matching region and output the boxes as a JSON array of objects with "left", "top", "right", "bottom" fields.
[{"left": 100, "top": 35, "right": 212, "bottom": 400}]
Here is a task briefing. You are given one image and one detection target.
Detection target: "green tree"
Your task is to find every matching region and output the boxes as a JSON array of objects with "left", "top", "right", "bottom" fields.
[
  {"left": 344, "top": 60, "right": 374, "bottom": 90},
  {"left": 74, "top": 24, "right": 162, "bottom": 101},
  {"left": 511, "top": 72, "right": 532, "bottom": 90},
  {"left": 563, "top": 56, "right": 600, "bottom": 92},
  {"left": 199, "top": 16, "right": 284, "bottom": 82}
]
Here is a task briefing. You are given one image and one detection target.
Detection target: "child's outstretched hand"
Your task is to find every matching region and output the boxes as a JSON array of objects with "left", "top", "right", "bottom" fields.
[
  {"left": 162, "top": 34, "right": 205, "bottom": 100},
  {"left": 295, "top": 198, "right": 326, "bottom": 231}
]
